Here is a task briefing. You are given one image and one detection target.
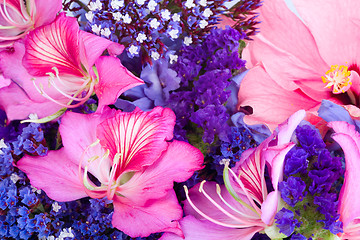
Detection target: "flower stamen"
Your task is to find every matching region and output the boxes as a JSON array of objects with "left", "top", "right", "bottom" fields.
[{"left": 322, "top": 65, "right": 352, "bottom": 94}]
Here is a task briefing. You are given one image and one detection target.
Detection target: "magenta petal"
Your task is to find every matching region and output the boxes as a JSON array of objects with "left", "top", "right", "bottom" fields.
[
  {"left": 329, "top": 121, "right": 360, "bottom": 229},
  {"left": 96, "top": 107, "right": 176, "bottom": 172},
  {"left": 160, "top": 215, "right": 262, "bottom": 240},
  {"left": 112, "top": 192, "right": 183, "bottom": 238},
  {"left": 94, "top": 56, "right": 144, "bottom": 108},
  {"left": 118, "top": 140, "right": 203, "bottom": 205},
  {"left": 23, "top": 13, "right": 83, "bottom": 77},
  {"left": 33, "top": 0, "right": 62, "bottom": 27},
  {"left": 17, "top": 149, "right": 87, "bottom": 202}
]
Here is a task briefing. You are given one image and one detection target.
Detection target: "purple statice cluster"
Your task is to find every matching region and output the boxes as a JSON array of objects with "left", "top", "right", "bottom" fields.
[
  {"left": 168, "top": 26, "right": 246, "bottom": 143},
  {"left": 275, "top": 123, "right": 344, "bottom": 238},
  {"left": 70, "top": 0, "right": 233, "bottom": 63}
]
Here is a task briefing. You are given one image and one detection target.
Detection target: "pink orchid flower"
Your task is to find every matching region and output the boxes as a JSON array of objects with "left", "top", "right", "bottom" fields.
[
  {"left": 328, "top": 121, "right": 360, "bottom": 239},
  {"left": 161, "top": 110, "right": 306, "bottom": 240},
  {"left": 0, "top": 0, "right": 61, "bottom": 49},
  {"left": 0, "top": 13, "right": 143, "bottom": 122},
  {"left": 237, "top": 0, "right": 360, "bottom": 131},
  {"left": 17, "top": 106, "right": 204, "bottom": 237}
]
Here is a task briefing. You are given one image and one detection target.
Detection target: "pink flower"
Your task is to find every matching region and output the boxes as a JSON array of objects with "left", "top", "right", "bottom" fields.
[
  {"left": 17, "top": 106, "right": 204, "bottom": 237},
  {"left": 0, "top": 13, "right": 143, "bottom": 121},
  {"left": 161, "top": 110, "right": 306, "bottom": 240},
  {"left": 0, "top": 0, "right": 61, "bottom": 48},
  {"left": 328, "top": 121, "right": 360, "bottom": 239},
  {"left": 237, "top": 0, "right": 360, "bottom": 131}
]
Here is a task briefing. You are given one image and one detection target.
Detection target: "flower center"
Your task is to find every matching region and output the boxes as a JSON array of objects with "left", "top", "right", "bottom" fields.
[{"left": 322, "top": 65, "right": 352, "bottom": 94}]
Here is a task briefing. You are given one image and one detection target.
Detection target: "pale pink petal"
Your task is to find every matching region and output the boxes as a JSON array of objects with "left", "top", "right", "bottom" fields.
[
  {"left": 243, "top": 0, "right": 328, "bottom": 91},
  {"left": 160, "top": 216, "right": 262, "bottom": 240},
  {"left": 112, "top": 192, "right": 183, "bottom": 238},
  {"left": 94, "top": 56, "right": 144, "bottom": 108},
  {"left": 0, "top": 74, "right": 11, "bottom": 88},
  {"left": 276, "top": 110, "right": 306, "bottom": 145},
  {"left": 118, "top": 140, "right": 203, "bottom": 205},
  {"left": 23, "top": 13, "right": 83, "bottom": 77},
  {"left": 17, "top": 149, "right": 87, "bottom": 201},
  {"left": 328, "top": 121, "right": 360, "bottom": 228},
  {"left": 79, "top": 31, "right": 124, "bottom": 70},
  {"left": 238, "top": 66, "right": 320, "bottom": 131},
  {"left": 292, "top": 0, "right": 360, "bottom": 65},
  {"left": 96, "top": 107, "right": 175, "bottom": 172},
  {"left": 33, "top": 0, "right": 62, "bottom": 27},
  {"left": 260, "top": 191, "right": 278, "bottom": 225}
]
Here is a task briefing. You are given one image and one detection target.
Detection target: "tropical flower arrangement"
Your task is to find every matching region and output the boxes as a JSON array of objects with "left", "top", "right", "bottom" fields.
[{"left": 0, "top": 0, "right": 359, "bottom": 239}]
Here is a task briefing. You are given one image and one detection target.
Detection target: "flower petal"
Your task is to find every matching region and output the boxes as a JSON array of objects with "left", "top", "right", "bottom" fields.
[
  {"left": 33, "top": 0, "right": 62, "bottom": 27},
  {"left": 118, "top": 140, "right": 203, "bottom": 205},
  {"left": 160, "top": 215, "right": 262, "bottom": 240},
  {"left": 17, "top": 149, "right": 87, "bottom": 202},
  {"left": 96, "top": 107, "right": 175, "bottom": 172},
  {"left": 94, "top": 56, "right": 144, "bottom": 108},
  {"left": 112, "top": 192, "right": 183, "bottom": 238},
  {"left": 23, "top": 13, "right": 83, "bottom": 77}
]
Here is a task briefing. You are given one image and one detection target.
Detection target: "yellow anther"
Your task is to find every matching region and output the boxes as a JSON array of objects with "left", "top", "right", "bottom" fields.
[{"left": 322, "top": 65, "right": 352, "bottom": 94}]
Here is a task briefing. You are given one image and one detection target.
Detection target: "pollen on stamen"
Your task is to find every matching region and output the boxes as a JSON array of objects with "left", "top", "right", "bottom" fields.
[{"left": 321, "top": 65, "right": 352, "bottom": 94}]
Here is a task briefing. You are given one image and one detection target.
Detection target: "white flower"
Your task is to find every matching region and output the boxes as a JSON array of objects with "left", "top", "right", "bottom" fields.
[
  {"left": 199, "top": 19, "right": 208, "bottom": 28},
  {"left": 52, "top": 202, "right": 62, "bottom": 213},
  {"left": 88, "top": 0, "right": 102, "bottom": 11},
  {"left": 203, "top": 8, "right": 213, "bottom": 18},
  {"left": 111, "top": 0, "right": 124, "bottom": 9},
  {"left": 58, "top": 227, "right": 74, "bottom": 239},
  {"left": 184, "top": 36, "right": 193, "bottom": 46},
  {"left": 85, "top": 11, "right": 94, "bottom": 22},
  {"left": 169, "top": 54, "right": 178, "bottom": 64},
  {"left": 168, "top": 29, "right": 179, "bottom": 39},
  {"left": 198, "top": 0, "right": 207, "bottom": 7},
  {"left": 123, "top": 13, "right": 132, "bottom": 24},
  {"left": 112, "top": 12, "right": 122, "bottom": 21},
  {"left": 29, "top": 113, "right": 38, "bottom": 120},
  {"left": 136, "top": 33, "right": 147, "bottom": 43},
  {"left": 149, "top": 18, "right": 160, "bottom": 29},
  {"left": 185, "top": 0, "right": 195, "bottom": 8},
  {"left": 161, "top": 9, "right": 171, "bottom": 21},
  {"left": 151, "top": 51, "right": 160, "bottom": 61},
  {"left": 128, "top": 45, "right": 140, "bottom": 56},
  {"left": 91, "top": 24, "right": 101, "bottom": 35},
  {"left": 147, "top": 0, "right": 157, "bottom": 11},
  {"left": 101, "top": 28, "right": 111, "bottom": 38},
  {"left": 0, "top": 138, "right": 7, "bottom": 155},
  {"left": 136, "top": 0, "right": 145, "bottom": 5},
  {"left": 172, "top": 13, "right": 181, "bottom": 22},
  {"left": 10, "top": 173, "right": 20, "bottom": 183},
  {"left": 31, "top": 185, "right": 42, "bottom": 194}
]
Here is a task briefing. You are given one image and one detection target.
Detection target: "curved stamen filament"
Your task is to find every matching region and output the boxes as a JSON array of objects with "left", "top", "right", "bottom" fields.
[
  {"left": 184, "top": 185, "right": 265, "bottom": 229},
  {"left": 106, "top": 153, "right": 121, "bottom": 200}
]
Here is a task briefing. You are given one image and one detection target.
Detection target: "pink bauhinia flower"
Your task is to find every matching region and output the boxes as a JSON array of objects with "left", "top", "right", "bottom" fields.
[
  {"left": 0, "top": 13, "right": 143, "bottom": 122},
  {"left": 328, "top": 121, "right": 360, "bottom": 239},
  {"left": 161, "top": 110, "right": 306, "bottom": 240},
  {"left": 237, "top": 0, "right": 360, "bottom": 131},
  {"left": 17, "top": 106, "right": 204, "bottom": 237},
  {"left": 0, "top": 0, "right": 61, "bottom": 49}
]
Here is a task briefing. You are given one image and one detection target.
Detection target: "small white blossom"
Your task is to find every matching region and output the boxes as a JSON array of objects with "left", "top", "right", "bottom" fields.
[
  {"left": 199, "top": 19, "right": 208, "bottom": 28},
  {"left": 58, "top": 227, "right": 74, "bottom": 239},
  {"left": 128, "top": 45, "right": 140, "bottom": 56},
  {"left": 112, "top": 12, "right": 122, "bottom": 21},
  {"left": 29, "top": 113, "right": 38, "bottom": 120},
  {"left": 88, "top": 0, "right": 102, "bottom": 11},
  {"left": 136, "top": 0, "right": 145, "bottom": 5},
  {"left": 149, "top": 18, "right": 160, "bottom": 29},
  {"left": 147, "top": 0, "right": 157, "bottom": 11},
  {"left": 31, "top": 185, "right": 42, "bottom": 194},
  {"left": 185, "top": 0, "right": 195, "bottom": 8},
  {"left": 168, "top": 29, "right": 179, "bottom": 39},
  {"left": 172, "top": 13, "right": 181, "bottom": 22},
  {"left": 151, "top": 51, "right": 160, "bottom": 61},
  {"left": 219, "top": 158, "right": 230, "bottom": 165},
  {"left": 10, "top": 173, "right": 20, "bottom": 183},
  {"left": 123, "top": 13, "right": 132, "bottom": 24},
  {"left": 136, "top": 33, "right": 147, "bottom": 43},
  {"left": 111, "top": 0, "right": 124, "bottom": 9},
  {"left": 101, "top": 28, "right": 111, "bottom": 38},
  {"left": 91, "top": 24, "right": 101, "bottom": 35},
  {"left": 85, "top": 11, "right": 94, "bottom": 22},
  {"left": 203, "top": 8, "right": 213, "bottom": 18},
  {"left": 52, "top": 202, "right": 62, "bottom": 213},
  {"left": 184, "top": 36, "right": 193, "bottom": 46},
  {"left": 169, "top": 54, "right": 178, "bottom": 64},
  {"left": 198, "top": 0, "right": 207, "bottom": 7},
  {"left": 161, "top": 9, "right": 171, "bottom": 21},
  {"left": 0, "top": 139, "right": 7, "bottom": 155}
]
